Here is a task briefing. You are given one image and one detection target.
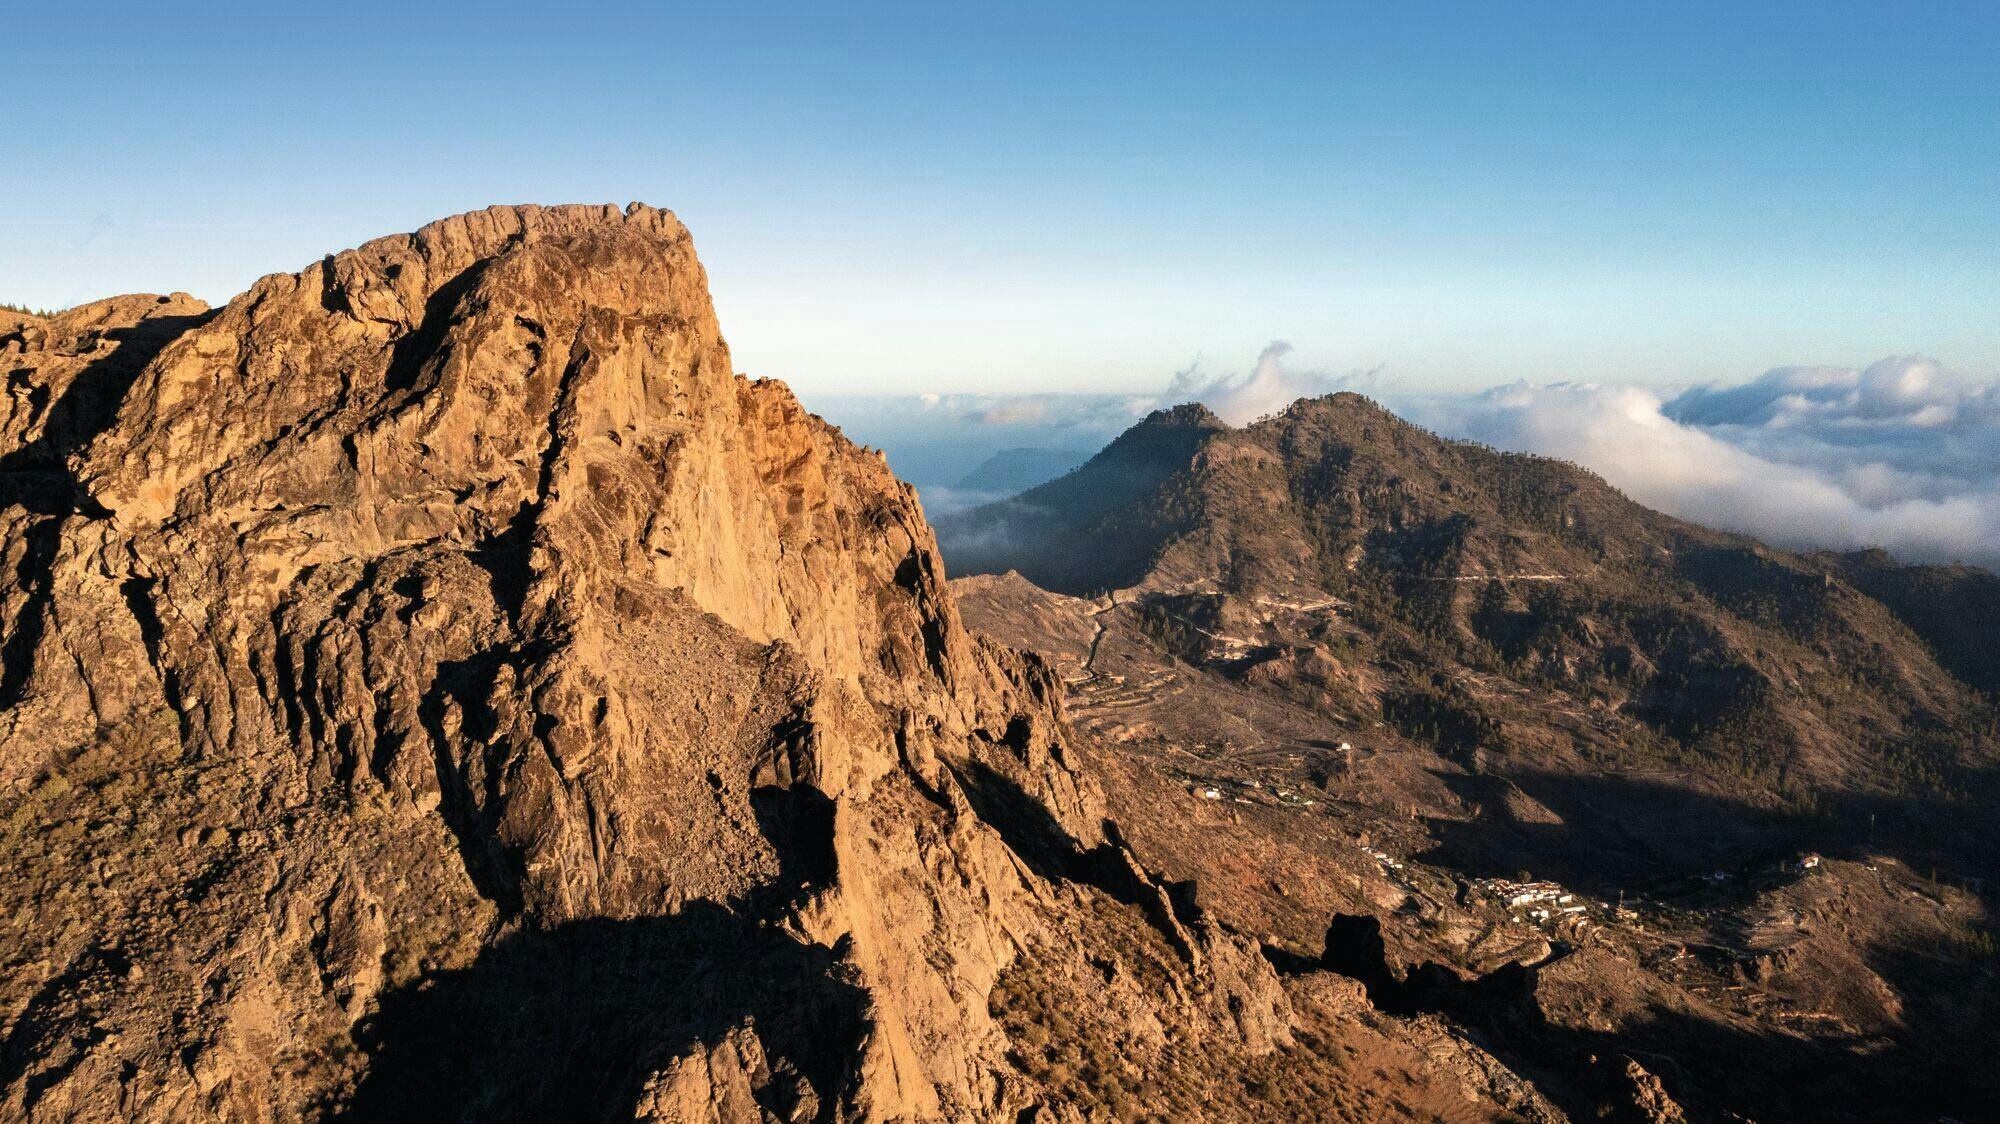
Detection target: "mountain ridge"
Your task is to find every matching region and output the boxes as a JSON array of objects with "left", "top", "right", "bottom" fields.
[{"left": 944, "top": 390, "right": 2000, "bottom": 1120}]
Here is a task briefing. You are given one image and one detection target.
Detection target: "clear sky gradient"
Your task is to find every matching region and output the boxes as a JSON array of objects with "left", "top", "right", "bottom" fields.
[{"left": 5, "top": 1, "right": 1996, "bottom": 395}]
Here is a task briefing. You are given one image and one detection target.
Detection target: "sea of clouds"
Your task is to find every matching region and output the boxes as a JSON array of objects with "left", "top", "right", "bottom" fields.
[
  {"left": 809, "top": 347, "right": 2000, "bottom": 570},
  {"left": 1407, "top": 359, "right": 2000, "bottom": 570}
]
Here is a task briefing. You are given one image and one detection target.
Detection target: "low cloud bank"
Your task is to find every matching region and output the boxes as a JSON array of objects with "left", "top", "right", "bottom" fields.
[
  {"left": 1156, "top": 348, "right": 2000, "bottom": 569},
  {"left": 1398, "top": 357, "right": 2000, "bottom": 569},
  {"left": 814, "top": 350, "right": 1999, "bottom": 569}
]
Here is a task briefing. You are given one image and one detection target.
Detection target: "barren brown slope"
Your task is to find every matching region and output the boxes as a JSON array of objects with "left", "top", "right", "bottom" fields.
[{"left": 1, "top": 207, "right": 1561, "bottom": 1123}]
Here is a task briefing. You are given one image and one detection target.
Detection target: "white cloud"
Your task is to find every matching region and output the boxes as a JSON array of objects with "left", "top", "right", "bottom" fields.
[
  {"left": 1165, "top": 341, "right": 1379, "bottom": 426},
  {"left": 818, "top": 351, "right": 2000, "bottom": 570},
  {"left": 1401, "top": 364, "right": 2000, "bottom": 569},
  {"left": 1661, "top": 356, "right": 1983, "bottom": 430}
]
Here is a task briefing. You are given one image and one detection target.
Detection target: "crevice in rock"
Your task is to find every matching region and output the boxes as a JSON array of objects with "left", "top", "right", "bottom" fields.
[
  {"left": 467, "top": 327, "right": 591, "bottom": 630},
  {"left": 318, "top": 256, "right": 355, "bottom": 317},
  {"left": 381, "top": 259, "right": 492, "bottom": 395},
  {"left": 0, "top": 311, "right": 210, "bottom": 515},
  {"left": 0, "top": 311, "right": 207, "bottom": 704},
  {"left": 417, "top": 650, "right": 534, "bottom": 917},
  {"left": 116, "top": 577, "right": 185, "bottom": 735},
  {"left": 0, "top": 517, "right": 60, "bottom": 708}
]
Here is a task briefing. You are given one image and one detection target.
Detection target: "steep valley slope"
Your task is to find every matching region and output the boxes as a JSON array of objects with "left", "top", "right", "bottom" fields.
[
  {"left": 0, "top": 206, "right": 1600, "bottom": 1123},
  {"left": 944, "top": 396, "right": 2000, "bottom": 1123}
]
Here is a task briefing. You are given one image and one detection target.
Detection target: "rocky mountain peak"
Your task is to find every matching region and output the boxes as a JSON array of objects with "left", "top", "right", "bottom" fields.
[
  {"left": 1, "top": 205, "right": 1305, "bottom": 1121},
  {"left": 1265, "top": 390, "right": 1418, "bottom": 435}
]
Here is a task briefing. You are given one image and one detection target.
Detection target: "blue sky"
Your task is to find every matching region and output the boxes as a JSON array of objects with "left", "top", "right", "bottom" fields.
[{"left": 4, "top": 2, "right": 1997, "bottom": 396}]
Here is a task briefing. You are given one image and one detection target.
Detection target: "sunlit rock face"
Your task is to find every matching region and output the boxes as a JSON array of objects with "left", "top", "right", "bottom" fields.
[{"left": 0, "top": 204, "right": 1155, "bottom": 1121}]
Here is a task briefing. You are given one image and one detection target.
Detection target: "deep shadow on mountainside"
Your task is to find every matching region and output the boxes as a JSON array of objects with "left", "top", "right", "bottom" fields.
[{"left": 944, "top": 394, "right": 2000, "bottom": 1122}]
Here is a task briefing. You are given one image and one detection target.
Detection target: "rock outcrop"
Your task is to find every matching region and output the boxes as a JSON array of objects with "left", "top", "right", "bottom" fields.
[{"left": 0, "top": 204, "right": 1283, "bottom": 1121}]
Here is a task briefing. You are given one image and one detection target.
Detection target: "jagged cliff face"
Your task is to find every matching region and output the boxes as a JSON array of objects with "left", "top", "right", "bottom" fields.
[{"left": 0, "top": 205, "right": 1301, "bottom": 1122}]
